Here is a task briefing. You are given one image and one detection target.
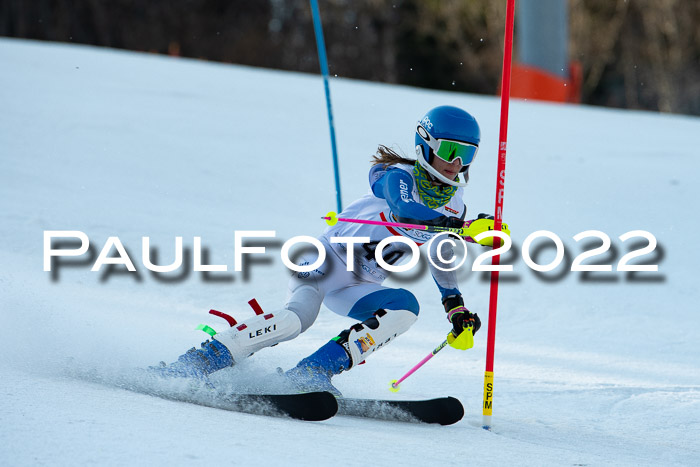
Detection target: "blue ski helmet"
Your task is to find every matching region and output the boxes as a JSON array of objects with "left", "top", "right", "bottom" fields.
[{"left": 415, "top": 105, "right": 481, "bottom": 187}]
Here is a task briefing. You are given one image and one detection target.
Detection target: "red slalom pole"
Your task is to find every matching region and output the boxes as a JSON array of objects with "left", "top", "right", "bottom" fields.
[{"left": 482, "top": 0, "right": 516, "bottom": 431}]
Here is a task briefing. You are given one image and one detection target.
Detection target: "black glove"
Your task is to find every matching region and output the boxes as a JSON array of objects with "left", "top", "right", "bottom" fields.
[
  {"left": 442, "top": 295, "right": 481, "bottom": 337},
  {"left": 443, "top": 216, "right": 466, "bottom": 229}
]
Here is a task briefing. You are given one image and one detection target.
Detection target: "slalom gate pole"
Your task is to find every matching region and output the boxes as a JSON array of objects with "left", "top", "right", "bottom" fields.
[
  {"left": 389, "top": 339, "right": 449, "bottom": 392},
  {"left": 483, "top": 0, "right": 516, "bottom": 431},
  {"left": 309, "top": 0, "right": 343, "bottom": 213}
]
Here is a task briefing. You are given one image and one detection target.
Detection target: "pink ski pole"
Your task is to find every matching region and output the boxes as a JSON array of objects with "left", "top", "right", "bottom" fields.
[
  {"left": 389, "top": 339, "right": 449, "bottom": 392},
  {"left": 322, "top": 211, "right": 470, "bottom": 237},
  {"left": 324, "top": 213, "right": 430, "bottom": 231}
]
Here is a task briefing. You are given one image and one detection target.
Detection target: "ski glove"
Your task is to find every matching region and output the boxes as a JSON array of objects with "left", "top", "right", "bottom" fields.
[
  {"left": 464, "top": 213, "right": 511, "bottom": 246},
  {"left": 442, "top": 295, "right": 481, "bottom": 350},
  {"left": 443, "top": 216, "right": 466, "bottom": 229}
]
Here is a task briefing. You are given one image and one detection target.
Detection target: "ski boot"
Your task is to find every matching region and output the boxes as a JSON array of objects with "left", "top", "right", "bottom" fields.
[
  {"left": 284, "top": 339, "right": 350, "bottom": 397},
  {"left": 285, "top": 309, "right": 417, "bottom": 396},
  {"left": 152, "top": 339, "right": 233, "bottom": 378},
  {"left": 153, "top": 307, "right": 303, "bottom": 378}
]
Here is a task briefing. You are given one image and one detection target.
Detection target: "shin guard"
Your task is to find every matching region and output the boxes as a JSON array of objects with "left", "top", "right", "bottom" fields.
[
  {"left": 213, "top": 308, "right": 302, "bottom": 363},
  {"left": 335, "top": 309, "right": 417, "bottom": 369}
]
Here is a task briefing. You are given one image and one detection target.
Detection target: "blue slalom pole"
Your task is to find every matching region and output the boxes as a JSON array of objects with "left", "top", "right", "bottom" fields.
[{"left": 309, "top": 0, "right": 342, "bottom": 212}]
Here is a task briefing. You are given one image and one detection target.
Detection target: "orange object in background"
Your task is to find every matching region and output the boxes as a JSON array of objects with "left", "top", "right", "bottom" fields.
[{"left": 511, "top": 61, "right": 581, "bottom": 103}]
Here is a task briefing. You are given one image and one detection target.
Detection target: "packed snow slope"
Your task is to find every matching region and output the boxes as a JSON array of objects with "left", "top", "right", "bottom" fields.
[{"left": 1, "top": 38, "right": 699, "bottom": 466}]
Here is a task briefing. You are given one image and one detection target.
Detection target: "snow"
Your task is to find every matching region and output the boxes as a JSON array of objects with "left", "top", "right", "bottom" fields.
[{"left": 1, "top": 37, "right": 699, "bottom": 466}]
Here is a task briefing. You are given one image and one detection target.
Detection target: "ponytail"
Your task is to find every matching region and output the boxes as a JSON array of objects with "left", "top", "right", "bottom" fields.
[{"left": 371, "top": 145, "right": 416, "bottom": 167}]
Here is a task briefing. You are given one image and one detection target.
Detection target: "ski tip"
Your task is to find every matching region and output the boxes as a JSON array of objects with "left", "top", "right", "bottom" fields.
[{"left": 439, "top": 397, "right": 464, "bottom": 425}]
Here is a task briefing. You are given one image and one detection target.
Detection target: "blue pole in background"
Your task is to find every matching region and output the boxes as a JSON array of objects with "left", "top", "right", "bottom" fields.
[{"left": 309, "top": 0, "right": 342, "bottom": 212}]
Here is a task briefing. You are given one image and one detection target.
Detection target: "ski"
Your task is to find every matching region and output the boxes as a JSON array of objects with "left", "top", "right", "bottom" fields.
[
  {"left": 159, "top": 390, "right": 339, "bottom": 421},
  {"left": 67, "top": 365, "right": 339, "bottom": 421},
  {"left": 337, "top": 396, "right": 464, "bottom": 425}
]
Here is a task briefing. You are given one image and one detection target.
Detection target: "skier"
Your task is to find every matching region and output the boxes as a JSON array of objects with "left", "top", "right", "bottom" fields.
[{"left": 158, "top": 105, "right": 507, "bottom": 396}]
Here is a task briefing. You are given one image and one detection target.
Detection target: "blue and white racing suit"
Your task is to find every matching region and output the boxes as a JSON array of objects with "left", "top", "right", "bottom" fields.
[{"left": 285, "top": 163, "right": 467, "bottom": 331}]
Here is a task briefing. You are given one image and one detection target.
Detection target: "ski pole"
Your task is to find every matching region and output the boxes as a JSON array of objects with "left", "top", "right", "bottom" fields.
[
  {"left": 389, "top": 338, "right": 449, "bottom": 392},
  {"left": 309, "top": 0, "right": 342, "bottom": 213},
  {"left": 323, "top": 212, "right": 510, "bottom": 248},
  {"left": 323, "top": 211, "right": 470, "bottom": 237}
]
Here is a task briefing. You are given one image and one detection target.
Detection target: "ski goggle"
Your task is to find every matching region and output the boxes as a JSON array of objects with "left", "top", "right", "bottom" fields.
[
  {"left": 418, "top": 125, "right": 479, "bottom": 166},
  {"left": 430, "top": 139, "right": 478, "bottom": 166}
]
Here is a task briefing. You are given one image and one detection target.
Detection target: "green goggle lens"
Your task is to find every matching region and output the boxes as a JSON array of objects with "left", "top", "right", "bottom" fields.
[{"left": 434, "top": 141, "right": 478, "bottom": 165}]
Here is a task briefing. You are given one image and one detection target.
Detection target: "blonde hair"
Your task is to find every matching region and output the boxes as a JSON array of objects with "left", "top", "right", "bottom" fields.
[{"left": 371, "top": 145, "right": 416, "bottom": 166}]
